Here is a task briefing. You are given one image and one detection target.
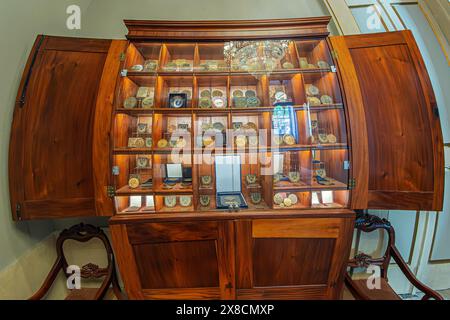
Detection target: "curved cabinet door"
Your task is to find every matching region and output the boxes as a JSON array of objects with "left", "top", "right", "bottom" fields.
[
  {"left": 330, "top": 31, "right": 444, "bottom": 211},
  {"left": 9, "top": 36, "right": 126, "bottom": 220}
]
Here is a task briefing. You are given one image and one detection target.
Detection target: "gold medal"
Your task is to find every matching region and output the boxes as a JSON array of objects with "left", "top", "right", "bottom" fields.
[
  {"left": 157, "top": 139, "right": 168, "bottom": 148},
  {"left": 327, "top": 134, "right": 337, "bottom": 144},
  {"left": 128, "top": 176, "right": 140, "bottom": 189},
  {"left": 283, "top": 134, "right": 296, "bottom": 146}
]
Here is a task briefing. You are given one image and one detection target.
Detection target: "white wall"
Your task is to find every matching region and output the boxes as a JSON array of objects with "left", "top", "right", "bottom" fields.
[
  {"left": 0, "top": 0, "right": 94, "bottom": 270},
  {"left": 78, "top": 0, "right": 329, "bottom": 39}
]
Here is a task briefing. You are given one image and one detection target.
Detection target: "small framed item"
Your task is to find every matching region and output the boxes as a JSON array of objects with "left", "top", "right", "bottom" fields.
[
  {"left": 169, "top": 93, "right": 187, "bottom": 108},
  {"left": 200, "top": 195, "right": 211, "bottom": 207},
  {"left": 137, "top": 123, "right": 148, "bottom": 134},
  {"left": 201, "top": 175, "right": 213, "bottom": 188},
  {"left": 164, "top": 196, "right": 177, "bottom": 208},
  {"left": 136, "top": 157, "right": 150, "bottom": 169},
  {"left": 124, "top": 196, "right": 142, "bottom": 213},
  {"left": 128, "top": 137, "right": 145, "bottom": 148},
  {"left": 215, "top": 155, "right": 248, "bottom": 209},
  {"left": 141, "top": 196, "right": 155, "bottom": 212},
  {"left": 250, "top": 192, "right": 262, "bottom": 205},
  {"left": 141, "top": 97, "right": 154, "bottom": 109},
  {"left": 246, "top": 174, "right": 258, "bottom": 186},
  {"left": 128, "top": 174, "right": 141, "bottom": 189},
  {"left": 145, "top": 138, "right": 153, "bottom": 148},
  {"left": 124, "top": 97, "right": 138, "bottom": 109},
  {"left": 288, "top": 172, "right": 301, "bottom": 183},
  {"left": 179, "top": 196, "right": 192, "bottom": 207},
  {"left": 136, "top": 87, "right": 151, "bottom": 99}
]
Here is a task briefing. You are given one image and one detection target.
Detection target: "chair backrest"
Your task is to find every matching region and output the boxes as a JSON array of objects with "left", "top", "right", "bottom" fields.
[
  {"left": 349, "top": 213, "right": 395, "bottom": 279},
  {"left": 56, "top": 223, "right": 114, "bottom": 281}
]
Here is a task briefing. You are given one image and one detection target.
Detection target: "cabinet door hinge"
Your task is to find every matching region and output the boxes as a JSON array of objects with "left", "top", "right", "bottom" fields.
[
  {"left": 119, "top": 52, "right": 126, "bottom": 62},
  {"left": 16, "top": 203, "right": 22, "bottom": 220},
  {"left": 107, "top": 186, "right": 116, "bottom": 198},
  {"left": 331, "top": 50, "right": 339, "bottom": 60},
  {"left": 348, "top": 179, "right": 357, "bottom": 190}
]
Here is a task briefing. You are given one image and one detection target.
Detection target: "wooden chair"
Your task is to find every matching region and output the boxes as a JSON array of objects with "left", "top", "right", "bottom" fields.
[
  {"left": 29, "top": 223, "right": 124, "bottom": 300},
  {"left": 345, "top": 213, "right": 443, "bottom": 300}
]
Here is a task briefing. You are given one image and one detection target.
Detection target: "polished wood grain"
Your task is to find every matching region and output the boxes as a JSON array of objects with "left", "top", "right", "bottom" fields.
[
  {"left": 253, "top": 238, "right": 335, "bottom": 286},
  {"left": 125, "top": 17, "right": 331, "bottom": 40},
  {"left": 253, "top": 218, "right": 342, "bottom": 238},
  {"left": 237, "top": 286, "right": 328, "bottom": 300},
  {"left": 331, "top": 31, "right": 444, "bottom": 211},
  {"left": 93, "top": 40, "right": 128, "bottom": 216},
  {"left": 328, "top": 37, "right": 369, "bottom": 210},
  {"left": 9, "top": 36, "right": 112, "bottom": 220}
]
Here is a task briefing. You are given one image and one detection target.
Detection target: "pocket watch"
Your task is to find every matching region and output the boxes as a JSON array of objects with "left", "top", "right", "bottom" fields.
[
  {"left": 235, "top": 135, "right": 247, "bottom": 148},
  {"left": 327, "top": 134, "right": 337, "bottom": 144},
  {"left": 164, "top": 196, "right": 177, "bottom": 208},
  {"left": 317, "top": 60, "right": 330, "bottom": 69},
  {"left": 233, "top": 89, "right": 244, "bottom": 98},
  {"left": 212, "top": 90, "right": 223, "bottom": 98},
  {"left": 128, "top": 137, "right": 145, "bottom": 148},
  {"left": 201, "top": 175, "right": 212, "bottom": 187},
  {"left": 128, "top": 175, "right": 141, "bottom": 189},
  {"left": 179, "top": 196, "right": 192, "bottom": 207},
  {"left": 136, "top": 157, "right": 149, "bottom": 169},
  {"left": 283, "top": 197, "right": 293, "bottom": 207},
  {"left": 318, "top": 133, "right": 329, "bottom": 144},
  {"left": 234, "top": 97, "right": 247, "bottom": 108},
  {"left": 320, "top": 95, "right": 334, "bottom": 104},
  {"left": 200, "top": 89, "right": 211, "bottom": 98},
  {"left": 157, "top": 139, "right": 168, "bottom": 148},
  {"left": 245, "top": 90, "right": 257, "bottom": 98},
  {"left": 273, "top": 193, "right": 284, "bottom": 205},
  {"left": 141, "top": 97, "right": 154, "bottom": 109},
  {"left": 283, "top": 134, "right": 296, "bottom": 146},
  {"left": 212, "top": 97, "right": 227, "bottom": 108},
  {"left": 199, "top": 97, "right": 212, "bottom": 109},
  {"left": 307, "top": 97, "right": 321, "bottom": 106},
  {"left": 306, "top": 84, "right": 320, "bottom": 96},
  {"left": 200, "top": 195, "right": 211, "bottom": 207},
  {"left": 288, "top": 172, "right": 301, "bottom": 183},
  {"left": 137, "top": 123, "right": 148, "bottom": 134},
  {"left": 288, "top": 193, "right": 299, "bottom": 205},
  {"left": 124, "top": 97, "right": 138, "bottom": 109},
  {"left": 246, "top": 174, "right": 258, "bottom": 185},
  {"left": 143, "top": 60, "right": 158, "bottom": 72},
  {"left": 130, "top": 64, "right": 144, "bottom": 72},
  {"left": 282, "top": 62, "right": 294, "bottom": 69},
  {"left": 250, "top": 192, "right": 262, "bottom": 205},
  {"left": 273, "top": 135, "right": 284, "bottom": 146},
  {"left": 246, "top": 97, "right": 261, "bottom": 108}
]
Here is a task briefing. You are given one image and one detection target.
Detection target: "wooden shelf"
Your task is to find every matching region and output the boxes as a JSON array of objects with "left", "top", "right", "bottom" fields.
[
  {"left": 113, "top": 148, "right": 152, "bottom": 155},
  {"left": 116, "top": 186, "right": 153, "bottom": 196}
]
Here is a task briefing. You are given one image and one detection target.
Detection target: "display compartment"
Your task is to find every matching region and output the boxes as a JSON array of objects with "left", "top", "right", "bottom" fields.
[
  {"left": 295, "top": 39, "right": 333, "bottom": 71},
  {"left": 311, "top": 190, "right": 349, "bottom": 209},
  {"left": 115, "top": 195, "right": 156, "bottom": 214},
  {"left": 277, "top": 41, "right": 301, "bottom": 71},
  {"left": 194, "top": 153, "right": 217, "bottom": 211},
  {"left": 160, "top": 43, "right": 196, "bottom": 72},
  {"left": 272, "top": 191, "right": 311, "bottom": 209},
  {"left": 194, "top": 114, "right": 229, "bottom": 150},
  {"left": 124, "top": 42, "right": 162, "bottom": 73},
  {"left": 117, "top": 76, "right": 157, "bottom": 111},
  {"left": 309, "top": 109, "right": 348, "bottom": 147},
  {"left": 152, "top": 153, "right": 193, "bottom": 194},
  {"left": 195, "top": 76, "right": 229, "bottom": 110},
  {"left": 153, "top": 113, "right": 192, "bottom": 152},
  {"left": 114, "top": 114, "right": 153, "bottom": 152},
  {"left": 196, "top": 43, "right": 229, "bottom": 72},
  {"left": 114, "top": 154, "right": 153, "bottom": 196},
  {"left": 303, "top": 72, "right": 343, "bottom": 108},
  {"left": 156, "top": 75, "right": 194, "bottom": 109},
  {"left": 312, "top": 149, "right": 349, "bottom": 190},
  {"left": 231, "top": 113, "right": 271, "bottom": 151},
  {"left": 272, "top": 151, "right": 311, "bottom": 191},
  {"left": 229, "top": 75, "right": 268, "bottom": 109},
  {"left": 154, "top": 194, "right": 195, "bottom": 212},
  {"left": 268, "top": 74, "right": 305, "bottom": 106}
]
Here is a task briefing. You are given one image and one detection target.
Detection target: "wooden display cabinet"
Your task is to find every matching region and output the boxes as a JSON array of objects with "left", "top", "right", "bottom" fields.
[{"left": 9, "top": 18, "right": 444, "bottom": 300}]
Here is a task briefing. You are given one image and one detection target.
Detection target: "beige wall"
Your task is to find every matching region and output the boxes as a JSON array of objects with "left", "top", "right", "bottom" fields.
[{"left": 0, "top": 0, "right": 94, "bottom": 270}]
